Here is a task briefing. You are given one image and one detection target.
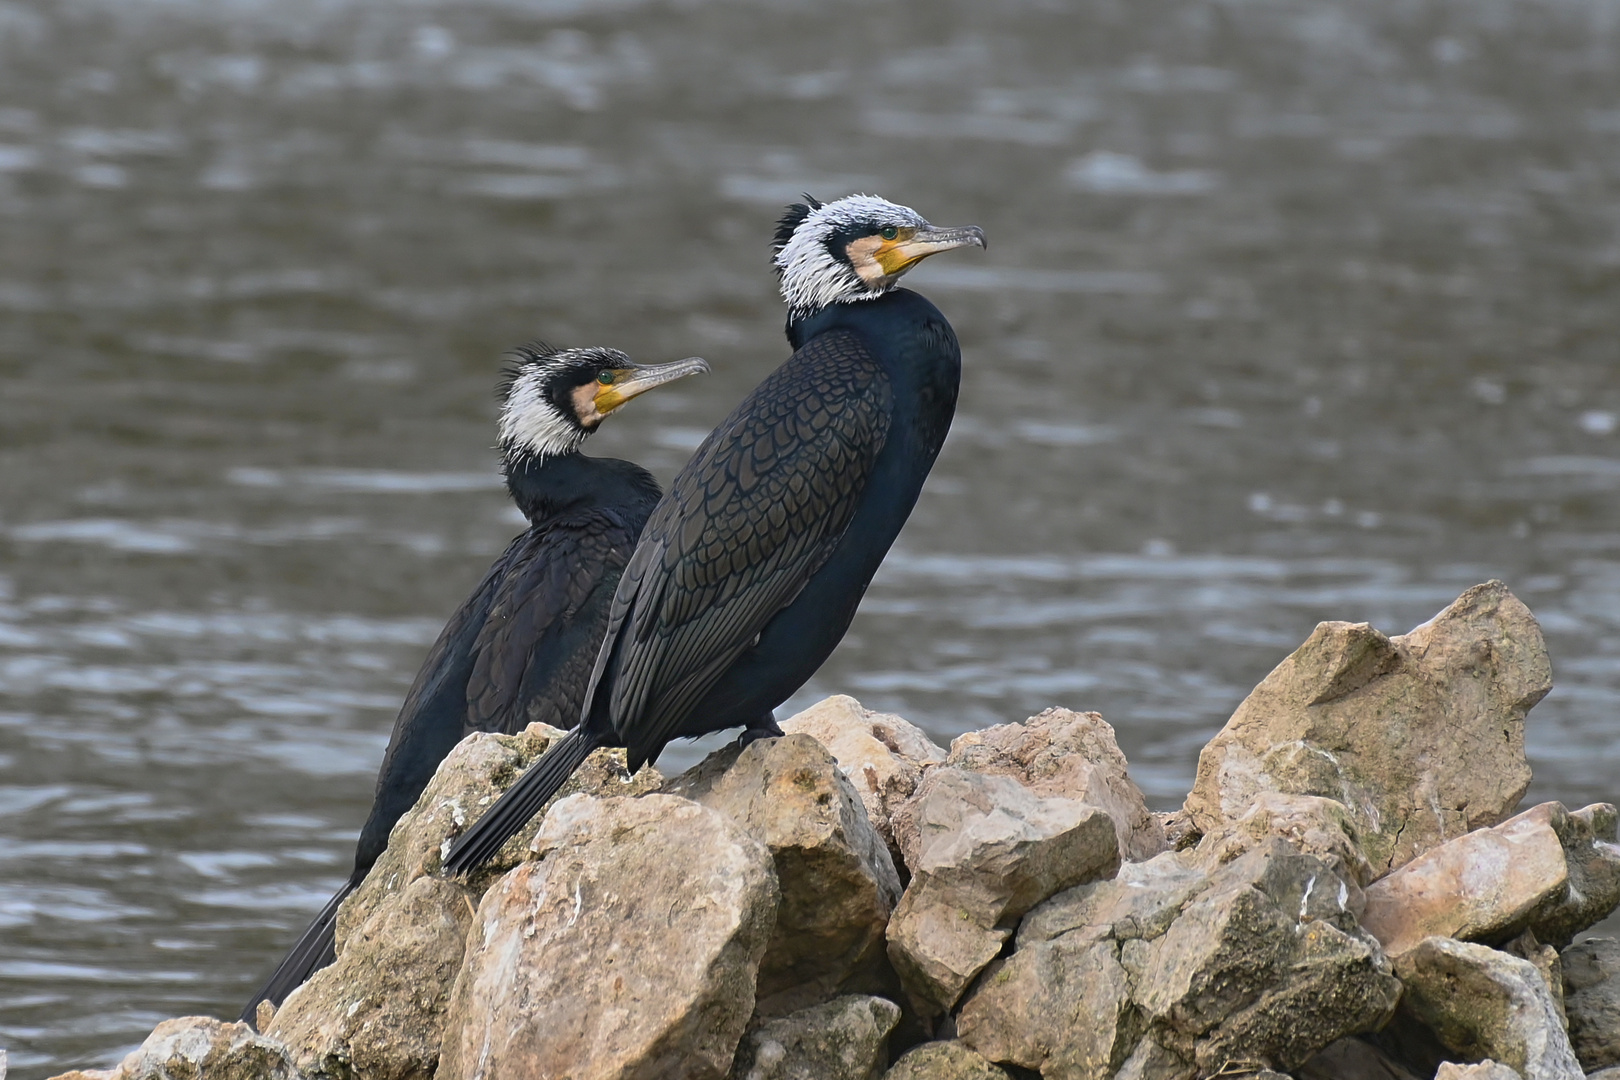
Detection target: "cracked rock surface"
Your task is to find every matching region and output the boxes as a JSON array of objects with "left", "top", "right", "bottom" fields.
[{"left": 1184, "top": 581, "right": 1551, "bottom": 875}]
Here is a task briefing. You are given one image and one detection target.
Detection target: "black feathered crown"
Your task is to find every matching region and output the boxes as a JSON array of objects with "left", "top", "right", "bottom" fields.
[
  {"left": 771, "top": 195, "right": 823, "bottom": 267},
  {"left": 495, "top": 342, "right": 559, "bottom": 402}
]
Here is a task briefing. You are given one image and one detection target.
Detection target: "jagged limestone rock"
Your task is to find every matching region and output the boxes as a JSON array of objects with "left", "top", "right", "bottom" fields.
[
  {"left": 1110, "top": 1034, "right": 1195, "bottom": 1080},
  {"left": 956, "top": 937, "right": 1137, "bottom": 1079},
  {"left": 944, "top": 707, "right": 1166, "bottom": 862},
  {"left": 1435, "top": 1063, "right": 1524, "bottom": 1079},
  {"left": 885, "top": 767, "right": 1119, "bottom": 1015},
  {"left": 780, "top": 695, "right": 947, "bottom": 869},
  {"left": 1134, "top": 842, "right": 1399, "bottom": 1074},
  {"left": 663, "top": 735, "right": 903, "bottom": 1015},
  {"left": 438, "top": 794, "right": 778, "bottom": 1080},
  {"left": 1184, "top": 582, "right": 1551, "bottom": 875},
  {"left": 1193, "top": 791, "right": 1375, "bottom": 888},
  {"left": 956, "top": 841, "right": 1398, "bottom": 1078}
]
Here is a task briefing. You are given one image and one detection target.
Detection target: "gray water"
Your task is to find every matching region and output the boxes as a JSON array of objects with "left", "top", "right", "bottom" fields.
[{"left": 2, "top": 0, "right": 1619, "bottom": 1071}]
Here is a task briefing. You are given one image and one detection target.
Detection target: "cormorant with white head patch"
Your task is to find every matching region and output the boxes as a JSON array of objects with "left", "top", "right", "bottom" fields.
[
  {"left": 241, "top": 345, "right": 708, "bottom": 1020},
  {"left": 443, "top": 195, "right": 984, "bottom": 873}
]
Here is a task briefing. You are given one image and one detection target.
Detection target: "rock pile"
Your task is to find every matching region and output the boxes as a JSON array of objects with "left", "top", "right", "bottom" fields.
[{"left": 51, "top": 583, "right": 1620, "bottom": 1080}]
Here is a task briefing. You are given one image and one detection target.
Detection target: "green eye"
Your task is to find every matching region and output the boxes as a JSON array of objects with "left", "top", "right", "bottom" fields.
[
  {"left": 879, "top": 227, "right": 899, "bottom": 241},
  {"left": 598, "top": 371, "right": 616, "bottom": 385}
]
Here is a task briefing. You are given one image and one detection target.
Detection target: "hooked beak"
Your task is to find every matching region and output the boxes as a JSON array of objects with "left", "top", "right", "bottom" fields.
[
  {"left": 594, "top": 356, "right": 710, "bottom": 415},
  {"left": 876, "top": 223, "right": 988, "bottom": 276}
]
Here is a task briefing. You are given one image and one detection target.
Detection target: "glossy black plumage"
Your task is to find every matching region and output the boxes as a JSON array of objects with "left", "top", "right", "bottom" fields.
[
  {"left": 241, "top": 350, "right": 681, "bottom": 1022},
  {"left": 443, "top": 285, "right": 965, "bottom": 873}
]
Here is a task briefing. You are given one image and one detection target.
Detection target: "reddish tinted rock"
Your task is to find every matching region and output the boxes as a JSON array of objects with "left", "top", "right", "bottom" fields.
[{"left": 1362, "top": 802, "right": 1620, "bottom": 961}]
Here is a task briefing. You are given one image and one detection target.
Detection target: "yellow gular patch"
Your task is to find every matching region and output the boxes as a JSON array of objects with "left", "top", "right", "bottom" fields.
[{"left": 866, "top": 229, "right": 928, "bottom": 278}]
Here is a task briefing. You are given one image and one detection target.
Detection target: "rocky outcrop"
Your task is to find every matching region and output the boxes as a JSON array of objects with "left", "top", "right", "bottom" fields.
[
  {"left": 780, "top": 695, "right": 947, "bottom": 867},
  {"left": 1394, "top": 937, "right": 1584, "bottom": 1080},
  {"left": 1185, "top": 581, "right": 1552, "bottom": 875},
  {"left": 663, "top": 735, "right": 902, "bottom": 1015},
  {"left": 49, "top": 1017, "right": 304, "bottom": 1080},
  {"left": 729, "top": 995, "right": 900, "bottom": 1080},
  {"left": 267, "top": 723, "right": 662, "bottom": 1080},
  {"left": 944, "top": 707, "right": 1165, "bottom": 862},
  {"left": 58, "top": 585, "right": 1620, "bottom": 1080},
  {"left": 1562, "top": 937, "right": 1620, "bottom": 1072},
  {"left": 439, "top": 793, "right": 778, "bottom": 1080},
  {"left": 886, "top": 766, "right": 1120, "bottom": 1015}
]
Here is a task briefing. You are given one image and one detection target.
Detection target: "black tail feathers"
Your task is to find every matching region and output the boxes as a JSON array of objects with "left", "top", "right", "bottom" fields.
[
  {"left": 442, "top": 727, "right": 604, "bottom": 875},
  {"left": 240, "top": 879, "right": 353, "bottom": 1028}
]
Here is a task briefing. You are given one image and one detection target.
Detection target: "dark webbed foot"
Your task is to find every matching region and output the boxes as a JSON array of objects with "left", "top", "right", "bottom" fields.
[{"left": 736, "top": 715, "right": 784, "bottom": 749}]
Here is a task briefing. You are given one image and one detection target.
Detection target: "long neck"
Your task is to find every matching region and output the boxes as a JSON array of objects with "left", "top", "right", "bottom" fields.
[{"left": 503, "top": 449, "right": 659, "bottom": 524}]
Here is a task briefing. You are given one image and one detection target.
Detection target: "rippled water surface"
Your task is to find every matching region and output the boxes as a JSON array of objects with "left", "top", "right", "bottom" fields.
[{"left": 3, "top": 0, "right": 1620, "bottom": 1071}]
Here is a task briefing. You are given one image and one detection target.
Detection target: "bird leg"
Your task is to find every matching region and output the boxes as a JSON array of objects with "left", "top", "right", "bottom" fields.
[{"left": 735, "top": 714, "right": 784, "bottom": 749}]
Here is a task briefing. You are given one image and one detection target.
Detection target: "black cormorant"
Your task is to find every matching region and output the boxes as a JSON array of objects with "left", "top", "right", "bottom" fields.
[
  {"left": 443, "top": 195, "right": 984, "bottom": 873},
  {"left": 241, "top": 345, "right": 708, "bottom": 1020}
]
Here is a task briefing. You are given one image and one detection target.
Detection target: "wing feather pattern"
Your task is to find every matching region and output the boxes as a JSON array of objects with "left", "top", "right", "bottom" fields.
[
  {"left": 591, "top": 329, "right": 892, "bottom": 763},
  {"left": 465, "top": 511, "right": 639, "bottom": 735}
]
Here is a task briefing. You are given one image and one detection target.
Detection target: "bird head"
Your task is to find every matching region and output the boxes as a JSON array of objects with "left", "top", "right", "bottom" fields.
[
  {"left": 771, "top": 194, "right": 986, "bottom": 319},
  {"left": 497, "top": 345, "right": 709, "bottom": 460}
]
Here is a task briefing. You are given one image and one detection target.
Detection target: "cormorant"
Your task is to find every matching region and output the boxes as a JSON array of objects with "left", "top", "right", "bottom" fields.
[
  {"left": 443, "top": 195, "right": 984, "bottom": 873},
  {"left": 241, "top": 345, "right": 708, "bottom": 1020}
]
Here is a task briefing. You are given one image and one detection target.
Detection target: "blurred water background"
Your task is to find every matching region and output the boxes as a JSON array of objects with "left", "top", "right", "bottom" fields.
[{"left": 2, "top": 0, "right": 1619, "bottom": 1071}]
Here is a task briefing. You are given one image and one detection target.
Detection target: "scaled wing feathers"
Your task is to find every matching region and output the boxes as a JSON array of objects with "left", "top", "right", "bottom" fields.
[{"left": 591, "top": 329, "right": 892, "bottom": 758}]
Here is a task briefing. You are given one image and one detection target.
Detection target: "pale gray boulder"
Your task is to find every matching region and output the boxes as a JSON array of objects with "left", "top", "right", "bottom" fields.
[
  {"left": 437, "top": 793, "right": 778, "bottom": 1080},
  {"left": 885, "top": 766, "right": 1119, "bottom": 1015},
  {"left": 1435, "top": 1063, "right": 1524, "bottom": 1079},
  {"left": 780, "top": 695, "right": 946, "bottom": 868},
  {"left": 880, "top": 1041, "right": 1011, "bottom": 1080},
  {"left": 663, "top": 735, "right": 903, "bottom": 1015},
  {"left": 944, "top": 707, "right": 1166, "bottom": 862},
  {"left": 47, "top": 1017, "right": 305, "bottom": 1080}
]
